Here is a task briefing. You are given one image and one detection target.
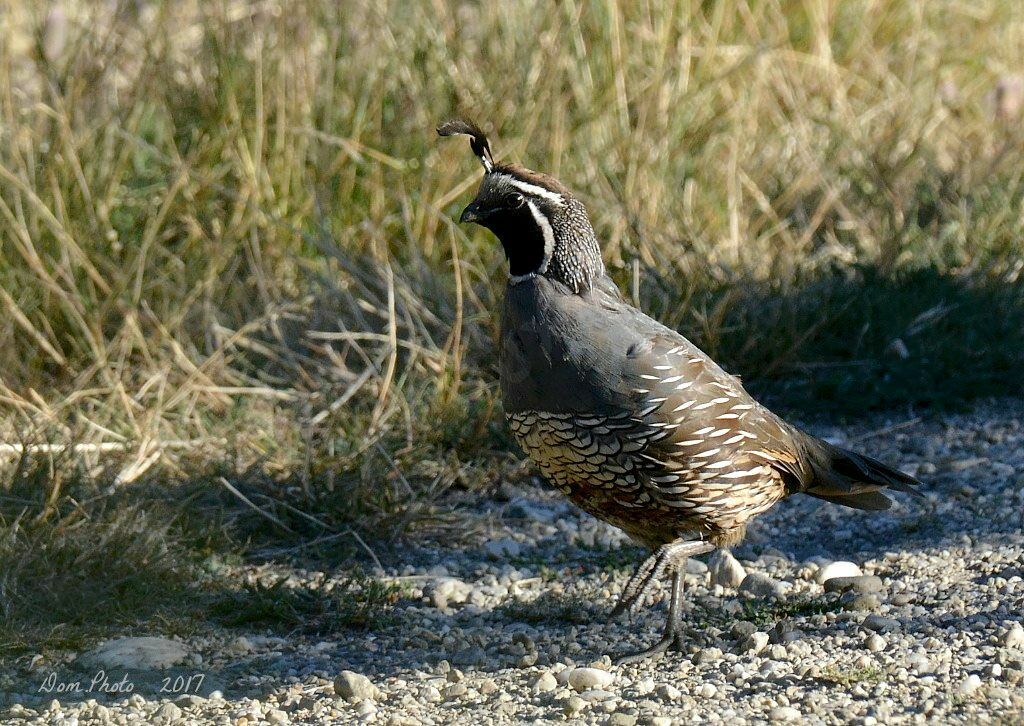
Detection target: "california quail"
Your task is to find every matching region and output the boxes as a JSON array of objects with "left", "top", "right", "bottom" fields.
[{"left": 438, "top": 119, "right": 923, "bottom": 663}]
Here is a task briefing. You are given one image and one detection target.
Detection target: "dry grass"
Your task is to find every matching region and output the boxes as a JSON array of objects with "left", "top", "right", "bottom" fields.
[{"left": 1, "top": 0, "right": 1023, "bottom": 650}]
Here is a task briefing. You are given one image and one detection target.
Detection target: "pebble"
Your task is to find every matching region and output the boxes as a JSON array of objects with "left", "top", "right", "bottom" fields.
[
  {"left": 531, "top": 671, "right": 558, "bottom": 692},
  {"left": 564, "top": 696, "right": 586, "bottom": 715},
  {"left": 816, "top": 561, "right": 862, "bottom": 584},
  {"left": 770, "top": 706, "right": 802, "bottom": 721},
  {"left": 334, "top": 671, "right": 380, "bottom": 701},
  {"left": 83, "top": 637, "right": 189, "bottom": 670},
  {"left": 697, "top": 683, "right": 718, "bottom": 698},
  {"left": 425, "top": 578, "right": 472, "bottom": 609},
  {"left": 865, "top": 634, "right": 887, "bottom": 652},
  {"left": 710, "top": 550, "right": 747, "bottom": 588},
  {"left": 1002, "top": 625, "right": 1024, "bottom": 649},
  {"left": 483, "top": 537, "right": 523, "bottom": 558},
  {"left": 567, "top": 667, "right": 615, "bottom": 691},
  {"left": 824, "top": 575, "right": 884, "bottom": 594},
  {"left": 862, "top": 615, "right": 901, "bottom": 632},
  {"left": 841, "top": 592, "right": 881, "bottom": 611},
  {"left": 959, "top": 674, "right": 982, "bottom": 695},
  {"left": 740, "top": 632, "right": 770, "bottom": 655},
  {"left": 266, "top": 709, "right": 289, "bottom": 724},
  {"left": 738, "top": 572, "right": 785, "bottom": 599},
  {"left": 656, "top": 684, "right": 681, "bottom": 702}
]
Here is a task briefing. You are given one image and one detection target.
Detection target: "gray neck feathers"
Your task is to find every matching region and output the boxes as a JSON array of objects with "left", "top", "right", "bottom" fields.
[{"left": 544, "top": 197, "right": 605, "bottom": 294}]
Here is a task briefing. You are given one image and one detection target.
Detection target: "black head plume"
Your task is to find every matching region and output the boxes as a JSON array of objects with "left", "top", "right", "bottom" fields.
[{"left": 437, "top": 118, "right": 494, "bottom": 172}]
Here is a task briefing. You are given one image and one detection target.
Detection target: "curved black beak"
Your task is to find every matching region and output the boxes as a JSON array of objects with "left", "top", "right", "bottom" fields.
[{"left": 459, "top": 202, "right": 483, "bottom": 224}]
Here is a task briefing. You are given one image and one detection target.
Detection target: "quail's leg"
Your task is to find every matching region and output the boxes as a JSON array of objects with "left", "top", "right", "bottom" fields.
[
  {"left": 609, "top": 539, "right": 714, "bottom": 664},
  {"left": 610, "top": 539, "right": 714, "bottom": 618},
  {"left": 613, "top": 569, "right": 685, "bottom": 665}
]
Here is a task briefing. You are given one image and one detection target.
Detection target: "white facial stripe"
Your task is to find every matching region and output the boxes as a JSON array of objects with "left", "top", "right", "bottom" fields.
[
  {"left": 525, "top": 199, "right": 555, "bottom": 275},
  {"left": 502, "top": 176, "right": 565, "bottom": 206}
]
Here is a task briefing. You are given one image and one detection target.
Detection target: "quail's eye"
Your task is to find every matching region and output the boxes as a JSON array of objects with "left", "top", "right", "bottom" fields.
[{"left": 510, "top": 193, "right": 525, "bottom": 208}]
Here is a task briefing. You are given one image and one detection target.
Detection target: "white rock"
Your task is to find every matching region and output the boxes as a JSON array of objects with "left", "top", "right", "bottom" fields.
[
  {"left": 959, "top": 674, "right": 982, "bottom": 695},
  {"left": 770, "top": 706, "right": 801, "bottom": 721},
  {"left": 531, "top": 672, "right": 558, "bottom": 693},
  {"left": 155, "top": 703, "right": 182, "bottom": 721},
  {"left": 709, "top": 550, "right": 747, "bottom": 588},
  {"left": 1001, "top": 624, "right": 1024, "bottom": 649},
  {"left": 865, "top": 634, "right": 886, "bottom": 652},
  {"left": 567, "top": 667, "right": 614, "bottom": 691},
  {"left": 266, "top": 709, "right": 289, "bottom": 724},
  {"left": 738, "top": 573, "right": 786, "bottom": 599},
  {"left": 83, "top": 637, "right": 188, "bottom": 670},
  {"left": 697, "top": 683, "right": 717, "bottom": 698},
  {"left": 741, "top": 632, "right": 770, "bottom": 655},
  {"left": 483, "top": 538, "right": 522, "bottom": 558},
  {"left": 334, "top": 671, "right": 380, "bottom": 701},
  {"left": 816, "top": 561, "right": 862, "bottom": 584},
  {"left": 655, "top": 683, "right": 681, "bottom": 702},
  {"left": 425, "top": 578, "right": 472, "bottom": 609}
]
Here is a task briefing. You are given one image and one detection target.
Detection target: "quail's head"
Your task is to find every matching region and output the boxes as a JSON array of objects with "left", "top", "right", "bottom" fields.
[{"left": 438, "top": 118, "right": 604, "bottom": 292}]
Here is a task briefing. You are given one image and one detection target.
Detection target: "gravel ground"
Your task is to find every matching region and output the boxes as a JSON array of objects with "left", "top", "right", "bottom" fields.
[{"left": 4, "top": 400, "right": 1024, "bottom": 724}]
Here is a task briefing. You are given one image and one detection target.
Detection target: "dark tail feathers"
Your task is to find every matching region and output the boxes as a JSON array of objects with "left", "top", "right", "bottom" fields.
[{"left": 802, "top": 440, "right": 924, "bottom": 511}]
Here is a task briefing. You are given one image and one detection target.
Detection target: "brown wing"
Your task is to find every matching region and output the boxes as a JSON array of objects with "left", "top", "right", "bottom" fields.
[{"left": 620, "top": 331, "right": 805, "bottom": 528}]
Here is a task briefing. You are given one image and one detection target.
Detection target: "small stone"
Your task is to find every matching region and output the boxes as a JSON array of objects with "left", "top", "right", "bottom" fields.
[
  {"left": 531, "top": 672, "right": 558, "bottom": 693},
  {"left": 356, "top": 701, "right": 376, "bottom": 718},
  {"left": 608, "top": 714, "right": 637, "bottom": 726},
  {"left": 823, "top": 575, "right": 883, "bottom": 594},
  {"left": 907, "top": 654, "right": 932, "bottom": 674},
  {"left": 709, "top": 550, "right": 747, "bottom": 588},
  {"left": 483, "top": 538, "right": 522, "bottom": 558},
  {"left": 655, "top": 683, "right": 681, "bottom": 702},
  {"left": 731, "top": 621, "right": 757, "bottom": 639},
  {"left": 83, "top": 637, "right": 188, "bottom": 670},
  {"left": 863, "top": 615, "right": 901, "bottom": 632},
  {"left": 685, "top": 558, "right": 709, "bottom": 575},
  {"left": 563, "top": 696, "right": 586, "bottom": 715},
  {"left": 425, "top": 578, "right": 472, "bottom": 609},
  {"left": 841, "top": 592, "right": 881, "bottom": 611},
  {"left": 579, "top": 689, "right": 615, "bottom": 702},
  {"left": 865, "top": 634, "right": 887, "bottom": 652},
  {"left": 635, "top": 677, "right": 655, "bottom": 695},
  {"left": 334, "top": 671, "right": 380, "bottom": 702},
  {"left": 740, "top": 632, "right": 770, "bottom": 655},
  {"left": 816, "top": 561, "right": 862, "bottom": 584},
  {"left": 443, "top": 683, "right": 467, "bottom": 700},
  {"left": 567, "top": 667, "right": 614, "bottom": 691},
  {"left": 697, "top": 683, "right": 717, "bottom": 698},
  {"left": 446, "top": 668, "right": 464, "bottom": 683},
  {"left": 650, "top": 718, "right": 672, "bottom": 726},
  {"left": 266, "top": 709, "right": 289, "bottom": 725},
  {"left": 229, "top": 636, "right": 254, "bottom": 654},
  {"left": 1002, "top": 625, "right": 1024, "bottom": 649},
  {"left": 959, "top": 674, "right": 982, "bottom": 695},
  {"left": 692, "top": 647, "right": 723, "bottom": 665},
  {"left": 479, "top": 679, "right": 498, "bottom": 695},
  {"left": 770, "top": 706, "right": 801, "bottom": 722},
  {"left": 739, "top": 573, "right": 785, "bottom": 599},
  {"left": 155, "top": 702, "right": 182, "bottom": 722}
]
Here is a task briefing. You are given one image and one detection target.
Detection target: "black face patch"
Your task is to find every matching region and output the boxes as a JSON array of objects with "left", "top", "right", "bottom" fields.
[{"left": 480, "top": 205, "right": 548, "bottom": 277}]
